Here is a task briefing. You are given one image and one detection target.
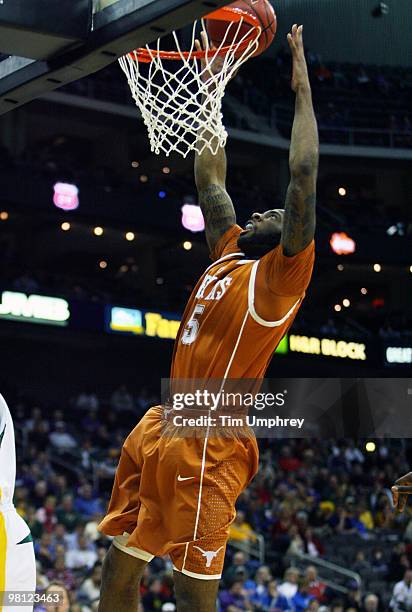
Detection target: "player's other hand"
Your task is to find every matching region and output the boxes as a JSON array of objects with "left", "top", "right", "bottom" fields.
[
  {"left": 287, "top": 24, "right": 310, "bottom": 93},
  {"left": 195, "top": 30, "right": 238, "bottom": 82},
  {"left": 392, "top": 472, "right": 412, "bottom": 512},
  {"left": 195, "top": 31, "right": 224, "bottom": 78}
]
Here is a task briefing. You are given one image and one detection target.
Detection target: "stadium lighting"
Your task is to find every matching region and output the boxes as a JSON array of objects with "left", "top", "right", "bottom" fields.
[
  {"left": 61, "top": 222, "right": 71, "bottom": 231},
  {"left": 131, "top": 161, "right": 139, "bottom": 168},
  {"left": 99, "top": 260, "right": 108, "bottom": 269},
  {"left": 365, "top": 442, "right": 376, "bottom": 452},
  {"left": 181, "top": 204, "right": 205, "bottom": 233},
  {"left": 338, "top": 187, "right": 346, "bottom": 196},
  {"left": 334, "top": 304, "right": 342, "bottom": 312},
  {"left": 183, "top": 241, "right": 192, "bottom": 251},
  {"left": 162, "top": 166, "right": 171, "bottom": 174},
  {"left": 125, "top": 232, "right": 135, "bottom": 242},
  {"left": 0, "top": 211, "right": 9, "bottom": 221},
  {"left": 140, "top": 175, "right": 148, "bottom": 183},
  {"left": 337, "top": 264, "right": 344, "bottom": 271},
  {"left": 373, "top": 263, "right": 381, "bottom": 272},
  {"left": 409, "top": 266, "right": 412, "bottom": 274},
  {"left": 361, "top": 287, "right": 368, "bottom": 295},
  {"left": 93, "top": 226, "right": 104, "bottom": 236},
  {"left": 342, "top": 298, "right": 350, "bottom": 307},
  {"left": 53, "top": 182, "right": 79, "bottom": 211},
  {"left": 330, "top": 232, "right": 356, "bottom": 255}
]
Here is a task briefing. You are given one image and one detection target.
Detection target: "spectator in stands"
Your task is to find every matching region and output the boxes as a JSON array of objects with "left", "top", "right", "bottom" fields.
[
  {"left": 65, "top": 534, "right": 97, "bottom": 570},
  {"left": 291, "top": 578, "right": 315, "bottom": 611},
  {"left": 52, "top": 523, "right": 67, "bottom": 550},
  {"left": 36, "top": 495, "right": 58, "bottom": 533},
  {"left": 34, "top": 582, "right": 71, "bottom": 612},
  {"left": 278, "top": 567, "right": 300, "bottom": 602},
  {"left": 266, "top": 579, "right": 289, "bottom": 610},
  {"left": 272, "top": 508, "right": 294, "bottom": 552},
  {"left": 35, "top": 532, "right": 55, "bottom": 571},
  {"left": 305, "top": 566, "right": 326, "bottom": 603},
  {"left": 344, "top": 580, "right": 362, "bottom": 611},
  {"left": 244, "top": 565, "right": 272, "bottom": 608},
  {"left": 28, "top": 419, "right": 50, "bottom": 449},
  {"left": 46, "top": 556, "right": 76, "bottom": 592},
  {"left": 74, "top": 389, "right": 100, "bottom": 411},
  {"left": 352, "top": 550, "right": 372, "bottom": 578},
  {"left": 31, "top": 480, "right": 49, "bottom": 508},
  {"left": 344, "top": 440, "right": 365, "bottom": 466},
  {"left": 110, "top": 384, "right": 134, "bottom": 413},
  {"left": 285, "top": 524, "right": 305, "bottom": 559},
  {"left": 223, "top": 551, "right": 253, "bottom": 586},
  {"left": 358, "top": 501, "right": 374, "bottom": 531},
  {"left": 74, "top": 483, "right": 103, "bottom": 518},
  {"left": 279, "top": 446, "right": 302, "bottom": 472},
  {"left": 219, "top": 579, "right": 253, "bottom": 611},
  {"left": 78, "top": 562, "right": 102, "bottom": 606},
  {"left": 49, "top": 421, "right": 77, "bottom": 452},
  {"left": 56, "top": 494, "right": 81, "bottom": 532},
  {"left": 370, "top": 548, "right": 387, "bottom": 575},
  {"left": 84, "top": 512, "right": 104, "bottom": 543},
  {"left": 362, "top": 593, "right": 379, "bottom": 612},
  {"left": 229, "top": 510, "right": 257, "bottom": 545},
  {"left": 390, "top": 569, "right": 412, "bottom": 611},
  {"left": 303, "top": 528, "right": 323, "bottom": 557}
]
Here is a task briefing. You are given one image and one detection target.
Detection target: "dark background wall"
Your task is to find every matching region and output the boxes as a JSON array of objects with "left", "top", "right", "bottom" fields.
[{"left": 267, "top": 0, "right": 411, "bottom": 66}]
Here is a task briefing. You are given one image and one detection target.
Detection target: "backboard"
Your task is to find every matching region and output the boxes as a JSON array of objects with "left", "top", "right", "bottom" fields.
[{"left": 0, "top": 0, "right": 233, "bottom": 115}]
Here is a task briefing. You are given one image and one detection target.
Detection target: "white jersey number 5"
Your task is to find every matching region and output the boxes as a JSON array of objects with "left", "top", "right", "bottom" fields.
[{"left": 181, "top": 304, "right": 205, "bottom": 345}]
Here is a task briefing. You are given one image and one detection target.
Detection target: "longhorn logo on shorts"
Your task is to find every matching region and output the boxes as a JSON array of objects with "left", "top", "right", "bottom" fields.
[{"left": 193, "top": 545, "right": 224, "bottom": 568}]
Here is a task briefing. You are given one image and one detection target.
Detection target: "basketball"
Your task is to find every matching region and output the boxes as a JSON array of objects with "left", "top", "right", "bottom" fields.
[{"left": 206, "top": 0, "right": 277, "bottom": 59}]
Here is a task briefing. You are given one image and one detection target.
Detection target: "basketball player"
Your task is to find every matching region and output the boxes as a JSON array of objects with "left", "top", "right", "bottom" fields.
[
  {"left": 392, "top": 472, "right": 412, "bottom": 512},
  {"left": 98, "top": 24, "right": 318, "bottom": 612},
  {"left": 0, "top": 395, "right": 36, "bottom": 612}
]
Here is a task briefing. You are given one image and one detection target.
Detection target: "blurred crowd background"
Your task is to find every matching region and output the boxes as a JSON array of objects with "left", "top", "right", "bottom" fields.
[{"left": 5, "top": 383, "right": 412, "bottom": 612}]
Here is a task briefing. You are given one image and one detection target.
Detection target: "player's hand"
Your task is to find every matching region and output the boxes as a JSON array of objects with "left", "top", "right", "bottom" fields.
[
  {"left": 195, "top": 30, "right": 238, "bottom": 82},
  {"left": 287, "top": 24, "right": 310, "bottom": 93},
  {"left": 195, "top": 31, "right": 224, "bottom": 79},
  {"left": 392, "top": 472, "right": 412, "bottom": 512}
]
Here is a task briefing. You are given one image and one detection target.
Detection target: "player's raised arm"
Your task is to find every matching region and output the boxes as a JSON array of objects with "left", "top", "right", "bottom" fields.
[
  {"left": 282, "top": 24, "right": 319, "bottom": 257},
  {"left": 194, "top": 32, "right": 236, "bottom": 252}
]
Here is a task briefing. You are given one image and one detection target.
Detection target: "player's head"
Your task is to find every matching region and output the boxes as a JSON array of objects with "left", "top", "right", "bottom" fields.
[{"left": 237, "top": 209, "right": 284, "bottom": 258}]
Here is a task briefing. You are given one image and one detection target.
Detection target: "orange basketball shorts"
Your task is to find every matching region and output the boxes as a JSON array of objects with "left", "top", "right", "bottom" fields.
[{"left": 98, "top": 406, "right": 259, "bottom": 579}]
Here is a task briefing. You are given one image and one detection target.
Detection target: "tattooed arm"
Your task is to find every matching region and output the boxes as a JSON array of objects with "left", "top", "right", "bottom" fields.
[
  {"left": 195, "top": 146, "right": 236, "bottom": 252},
  {"left": 193, "top": 31, "right": 236, "bottom": 252},
  {"left": 282, "top": 24, "right": 319, "bottom": 257}
]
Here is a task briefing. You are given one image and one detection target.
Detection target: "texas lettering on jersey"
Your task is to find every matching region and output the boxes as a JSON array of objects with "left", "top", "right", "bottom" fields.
[
  {"left": 171, "top": 225, "right": 315, "bottom": 381},
  {"left": 195, "top": 273, "right": 233, "bottom": 302}
]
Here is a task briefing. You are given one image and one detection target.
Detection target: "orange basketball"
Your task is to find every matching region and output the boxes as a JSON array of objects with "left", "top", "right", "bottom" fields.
[{"left": 206, "top": 0, "right": 277, "bottom": 59}]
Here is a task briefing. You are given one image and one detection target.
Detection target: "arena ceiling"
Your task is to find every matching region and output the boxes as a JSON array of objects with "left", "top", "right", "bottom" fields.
[{"left": 268, "top": 0, "right": 411, "bottom": 66}]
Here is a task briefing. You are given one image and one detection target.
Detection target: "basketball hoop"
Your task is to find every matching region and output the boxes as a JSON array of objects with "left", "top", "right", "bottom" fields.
[{"left": 119, "top": 5, "right": 261, "bottom": 158}]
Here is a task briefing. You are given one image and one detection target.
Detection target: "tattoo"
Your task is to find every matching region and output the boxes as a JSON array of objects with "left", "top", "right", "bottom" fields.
[
  {"left": 198, "top": 184, "right": 236, "bottom": 251},
  {"left": 282, "top": 183, "right": 316, "bottom": 257}
]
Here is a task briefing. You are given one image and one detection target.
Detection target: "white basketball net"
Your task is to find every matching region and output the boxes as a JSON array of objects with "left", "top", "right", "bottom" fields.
[{"left": 119, "top": 18, "right": 260, "bottom": 158}]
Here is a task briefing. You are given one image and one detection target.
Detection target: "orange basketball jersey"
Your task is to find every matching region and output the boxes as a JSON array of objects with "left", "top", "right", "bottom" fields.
[{"left": 171, "top": 225, "right": 315, "bottom": 380}]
